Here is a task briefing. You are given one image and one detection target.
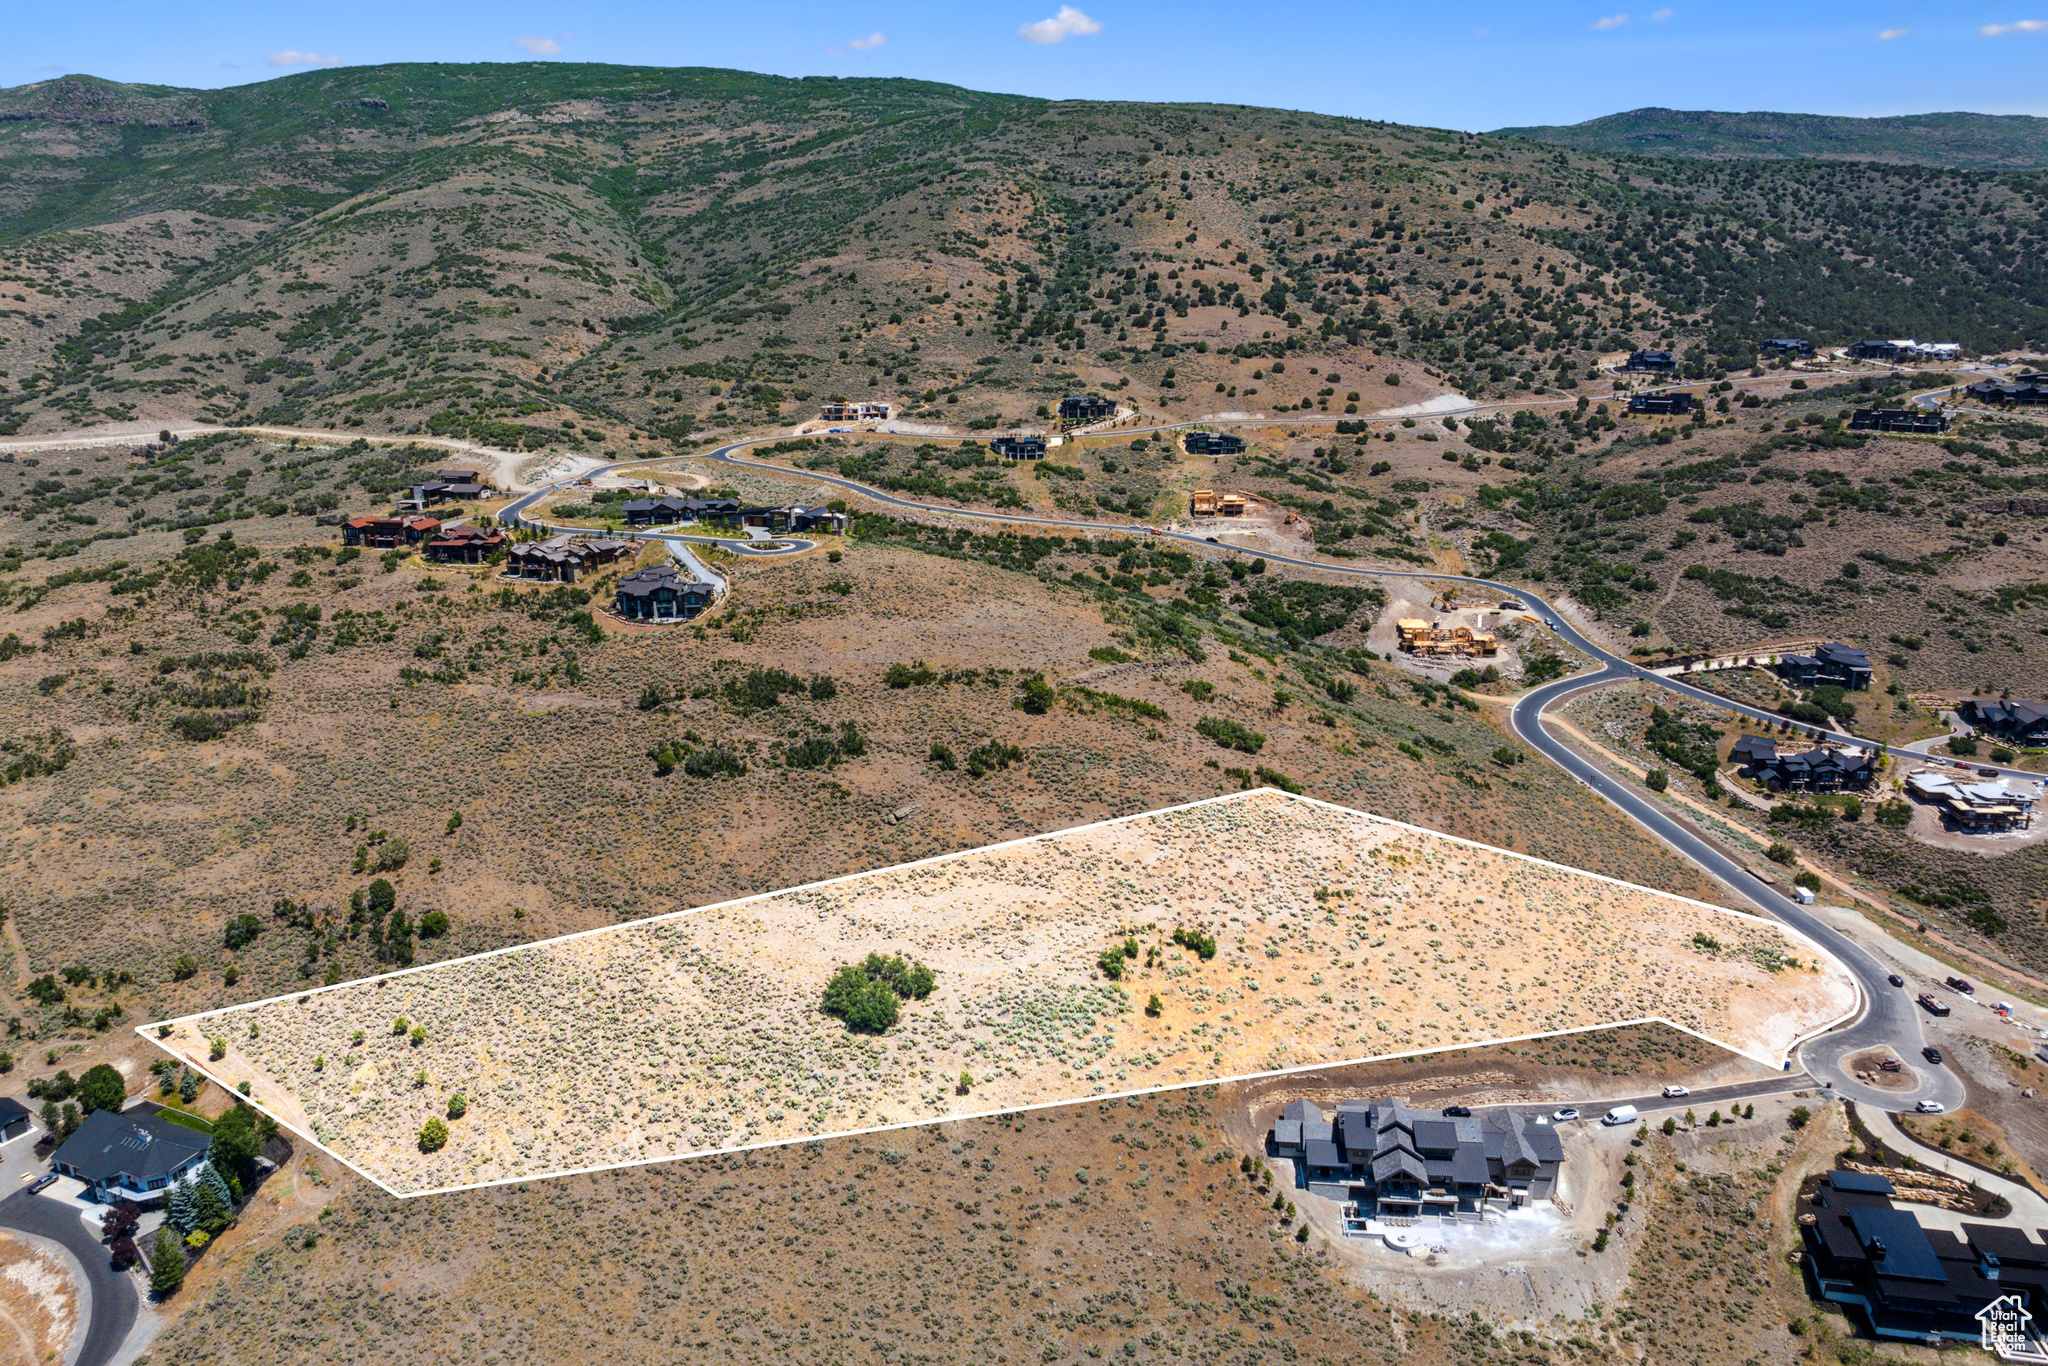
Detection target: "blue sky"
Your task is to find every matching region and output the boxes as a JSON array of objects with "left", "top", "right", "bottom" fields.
[{"left": 10, "top": 1, "right": 2048, "bottom": 129}]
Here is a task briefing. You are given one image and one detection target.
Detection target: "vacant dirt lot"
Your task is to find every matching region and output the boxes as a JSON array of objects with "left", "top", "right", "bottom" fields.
[{"left": 165, "top": 789, "right": 1853, "bottom": 1193}]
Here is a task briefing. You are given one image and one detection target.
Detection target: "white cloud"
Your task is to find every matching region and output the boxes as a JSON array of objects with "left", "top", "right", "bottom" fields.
[
  {"left": 1979, "top": 18, "right": 2046, "bottom": 34},
  {"left": 1590, "top": 13, "right": 1629, "bottom": 30},
  {"left": 1876, "top": 27, "right": 1909, "bottom": 40},
  {"left": 848, "top": 30, "right": 886, "bottom": 50},
  {"left": 516, "top": 35, "right": 563, "bottom": 55},
  {"left": 1650, "top": 7, "right": 1673, "bottom": 19},
  {"left": 1019, "top": 6, "right": 1102, "bottom": 44},
  {"left": 265, "top": 50, "right": 342, "bottom": 68}
]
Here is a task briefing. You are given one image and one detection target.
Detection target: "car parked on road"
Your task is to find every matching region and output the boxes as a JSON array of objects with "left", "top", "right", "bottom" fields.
[
  {"left": 1924, "top": 1046, "right": 1944, "bottom": 1064},
  {"left": 1887, "top": 974, "right": 1905, "bottom": 988},
  {"left": 26, "top": 1173, "right": 56, "bottom": 1194},
  {"left": 1552, "top": 1108, "right": 1580, "bottom": 1122},
  {"left": 1662, "top": 1085, "right": 1689, "bottom": 1098},
  {"left": 1916, "top": 1100, "right": 1947, "bottom": 1114}
]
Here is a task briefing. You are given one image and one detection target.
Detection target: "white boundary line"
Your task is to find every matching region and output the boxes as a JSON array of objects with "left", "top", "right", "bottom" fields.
[{"left": 137, "top": 788, "right": 1859, "bottom": 1199}]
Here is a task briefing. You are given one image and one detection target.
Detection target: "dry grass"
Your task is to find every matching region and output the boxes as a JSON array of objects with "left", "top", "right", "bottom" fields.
[
  {"left": 0, "top": 1230, "right": 77, "bottom": 1366},
  {"left": 161, "top": 789, "right": 1853, "bottom": 1193}
]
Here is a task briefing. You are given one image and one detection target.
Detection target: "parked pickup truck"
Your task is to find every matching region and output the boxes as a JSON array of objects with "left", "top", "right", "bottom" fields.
[
  {"left": 1946, "top": 976, "right": 1976, "bottom": 995},
  {"left": 1918, "top": 993, "right": 1953, "bottom": 1016}
]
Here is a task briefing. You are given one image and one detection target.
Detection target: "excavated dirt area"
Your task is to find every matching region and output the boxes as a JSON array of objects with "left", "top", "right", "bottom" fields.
[{"left": 158, "top": 789, "right": 1855, "bottom": 1194}]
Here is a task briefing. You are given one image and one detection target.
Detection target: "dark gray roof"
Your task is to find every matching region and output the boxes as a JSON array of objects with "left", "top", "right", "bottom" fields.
[
  {"left": 1412, "top": 1119, "right": 1461, "bottom": 1153},
  {"left": 1447, "top": 1144, "right": 1491, "bottom": 1185},
  {"left": 1829, "top": 1169, "right": 1896, "bottom": 1195},
  {"left": 1848, "top": 1205, "right": 1946, "bottom": 1283},
  {"left": 0, "top": 1097, "right": 29, "bottom": 1123},
  {"left": 1304, "top": 1139, "right": 1344, "bottom": 1170},
  {"left": 52, "top": 1108, "right": 208, "bottom": 1186},
  {"left": 1301, "top": 1118, "right": 1334, "bottom": 1145},
  {"left": 1279, "top": 1099, "right": 1323, "bottom": 1124},
  {"left": 1731, "top": 734, "right": 1777, "bottom": 763},
  {"left": 1272, "top": 1120, "right": 1302, "bottom": 1149},
  {"left": 1962, "top": 1223, "right": 2048, "bottom": 1267},
  {"left": 1372, "top": 1148, "right": 1427, "bottom": 1184}
]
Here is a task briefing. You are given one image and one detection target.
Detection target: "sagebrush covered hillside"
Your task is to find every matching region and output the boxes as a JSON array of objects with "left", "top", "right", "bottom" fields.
[{"left": 1, "top": 64, "right": 2043, "bottom": 447}]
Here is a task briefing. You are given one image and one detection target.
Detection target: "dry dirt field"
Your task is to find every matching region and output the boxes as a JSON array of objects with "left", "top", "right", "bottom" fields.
[
  {"left": 161, "top": 789, "right": 1854, "bottom": 1194},
  {"left": 139, "top": 1023, "right": 1835, "bottom": 1366},
  {"left": 0, "top": 1231, "right": 75, "bottom": 1366}
]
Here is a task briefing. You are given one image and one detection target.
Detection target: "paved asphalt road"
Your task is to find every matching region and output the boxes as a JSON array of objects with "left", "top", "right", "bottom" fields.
[
  {"left": 1498, "top": 1071, "right": 1820, "bottom": 1127},
  {"left": 492, "top": 427, "right": 1985, "bottom": 1110},
  {"left": 0, "top": 1188, "right": 136, "bottom": 1366}
]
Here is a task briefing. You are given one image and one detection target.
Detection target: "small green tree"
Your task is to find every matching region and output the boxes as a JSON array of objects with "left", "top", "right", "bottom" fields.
[
  {"left": 367, "top": 879, "right": 397, "bottom": 915},
  {"left": 820, "top": 965, "right": 901, "bottom": 1032},
  {"left": 447, "top": 1094, "right": 467, "bottom": 1119},
  {"left": 77, "top": 1063, "right": 126, "bottom": 1116},
  {"left": 1016, "top": 674, "right": 1057, "bottom": 715},
  {"left": 148, "top": 1227, "right": 187, "bottom": 1296},
  {"left": 958, "top": 1071, "right": 973, "bottom": 1093},
  {"left": 1661, "top": 1116, "right": 1677, "bottom": 1136},
  {"left": 418, "top": 1118, "right": 449, "bottom": 1152},
  {"left": 1789, "top": 1105, "right": 1812, "bottom": 1129},
  {"left": 1146, "top": 994, "right": 1163, "bottom": 1017},
  {"left": 1644, "top": 769, "right": 1669, "bottom": 793}
]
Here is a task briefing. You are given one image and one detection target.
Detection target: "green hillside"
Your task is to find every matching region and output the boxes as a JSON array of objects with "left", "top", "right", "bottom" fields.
[
  {"left": 1491, "top": 107, "right": 2048, "bottom": 171},
  {"left": 0, "top": 66, "right": 2042, "bottom": 447}
]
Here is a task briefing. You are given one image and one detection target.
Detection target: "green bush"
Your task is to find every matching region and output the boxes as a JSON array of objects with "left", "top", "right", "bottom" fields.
[
  {"left": 1015, "top": 674, "right": 1057, "bottom": 715},
  {"left": 78, "top": 1063, "right": 126, "bottom": 1115},
  {"left": 1644, "top": 769, "right": 1669, "bottom": 792},
  {"left": 1172, "top": 927, "right": 1218, "bottom": 960},
  {"left": 1196, "top": 716, "right": 1265, "bottom": 754},
  {"left": 418, "top": 1118, "right": 449, "bottom": 1152},
  {"left": 820, "top": 952, "right": 937, "bottom": 1033}
]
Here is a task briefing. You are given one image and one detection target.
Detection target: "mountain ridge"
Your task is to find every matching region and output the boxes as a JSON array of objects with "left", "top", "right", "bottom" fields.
[{"left": 1491, "top": 106, "right": 2048, "bottom": 170}]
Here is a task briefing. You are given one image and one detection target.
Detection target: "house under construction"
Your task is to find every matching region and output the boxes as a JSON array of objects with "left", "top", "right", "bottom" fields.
[
  {"left": 1190, "top": 490, "right": 1253, "bottom": 516},
  {"left": 1397, "top": 618, "right": 1498, "bottom": 658}
]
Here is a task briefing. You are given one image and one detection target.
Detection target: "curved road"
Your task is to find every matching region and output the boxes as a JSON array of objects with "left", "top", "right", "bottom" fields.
[{"left": 0, "top": 1188, "right": 137, "bottom": 1366}]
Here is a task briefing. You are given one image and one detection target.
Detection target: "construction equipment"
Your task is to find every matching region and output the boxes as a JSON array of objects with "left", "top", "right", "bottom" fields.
[
  {"left": 1396, "top": 619, "right": 1499, "bottom": 658},
  {"left": 1190, "top": 489, "right": 1219, "bottom": 516}
]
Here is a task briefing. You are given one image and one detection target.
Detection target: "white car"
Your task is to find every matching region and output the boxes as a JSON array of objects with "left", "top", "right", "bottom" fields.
[
  {"left": 1662, "top": 1085, "right": 1690, "bottom": 1099},
  {"left": 1915, "top": 1100, "right": 1947, "bottom": 1114},
  {"left": 1552, "top": 1108, "right": 1580, "bottom": 1122}
]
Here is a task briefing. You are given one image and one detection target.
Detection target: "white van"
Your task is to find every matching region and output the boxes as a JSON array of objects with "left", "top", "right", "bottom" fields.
[{"left": 1601, "top": 1105, "right": 1639, "bottom": 1127}]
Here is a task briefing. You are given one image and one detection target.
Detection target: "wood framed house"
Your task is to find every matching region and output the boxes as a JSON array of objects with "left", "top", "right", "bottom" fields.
[
  {"left": 423, "top": 525, "right": 508, "bottom": 564},
  {"left": 506, "top": 534, "right": 632, "bottom": 583}
]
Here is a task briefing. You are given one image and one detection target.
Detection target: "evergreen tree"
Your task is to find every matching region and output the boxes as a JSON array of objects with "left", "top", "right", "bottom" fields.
[
  {"left": 148, "top": 1227, "right": 186, "bottom": 1297},
  {"left": 192, "top": 1179, "right": 231, "bottom": 1236},
  {"left": 166, "top": 1178, "right": 198, "bottom": 1234},
  {"left": 199, "top": 1161, "right": 236, "bottom": 1214},
  {"left": 178, "top": 1068, "right": 199, "bottom": 1103}
]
